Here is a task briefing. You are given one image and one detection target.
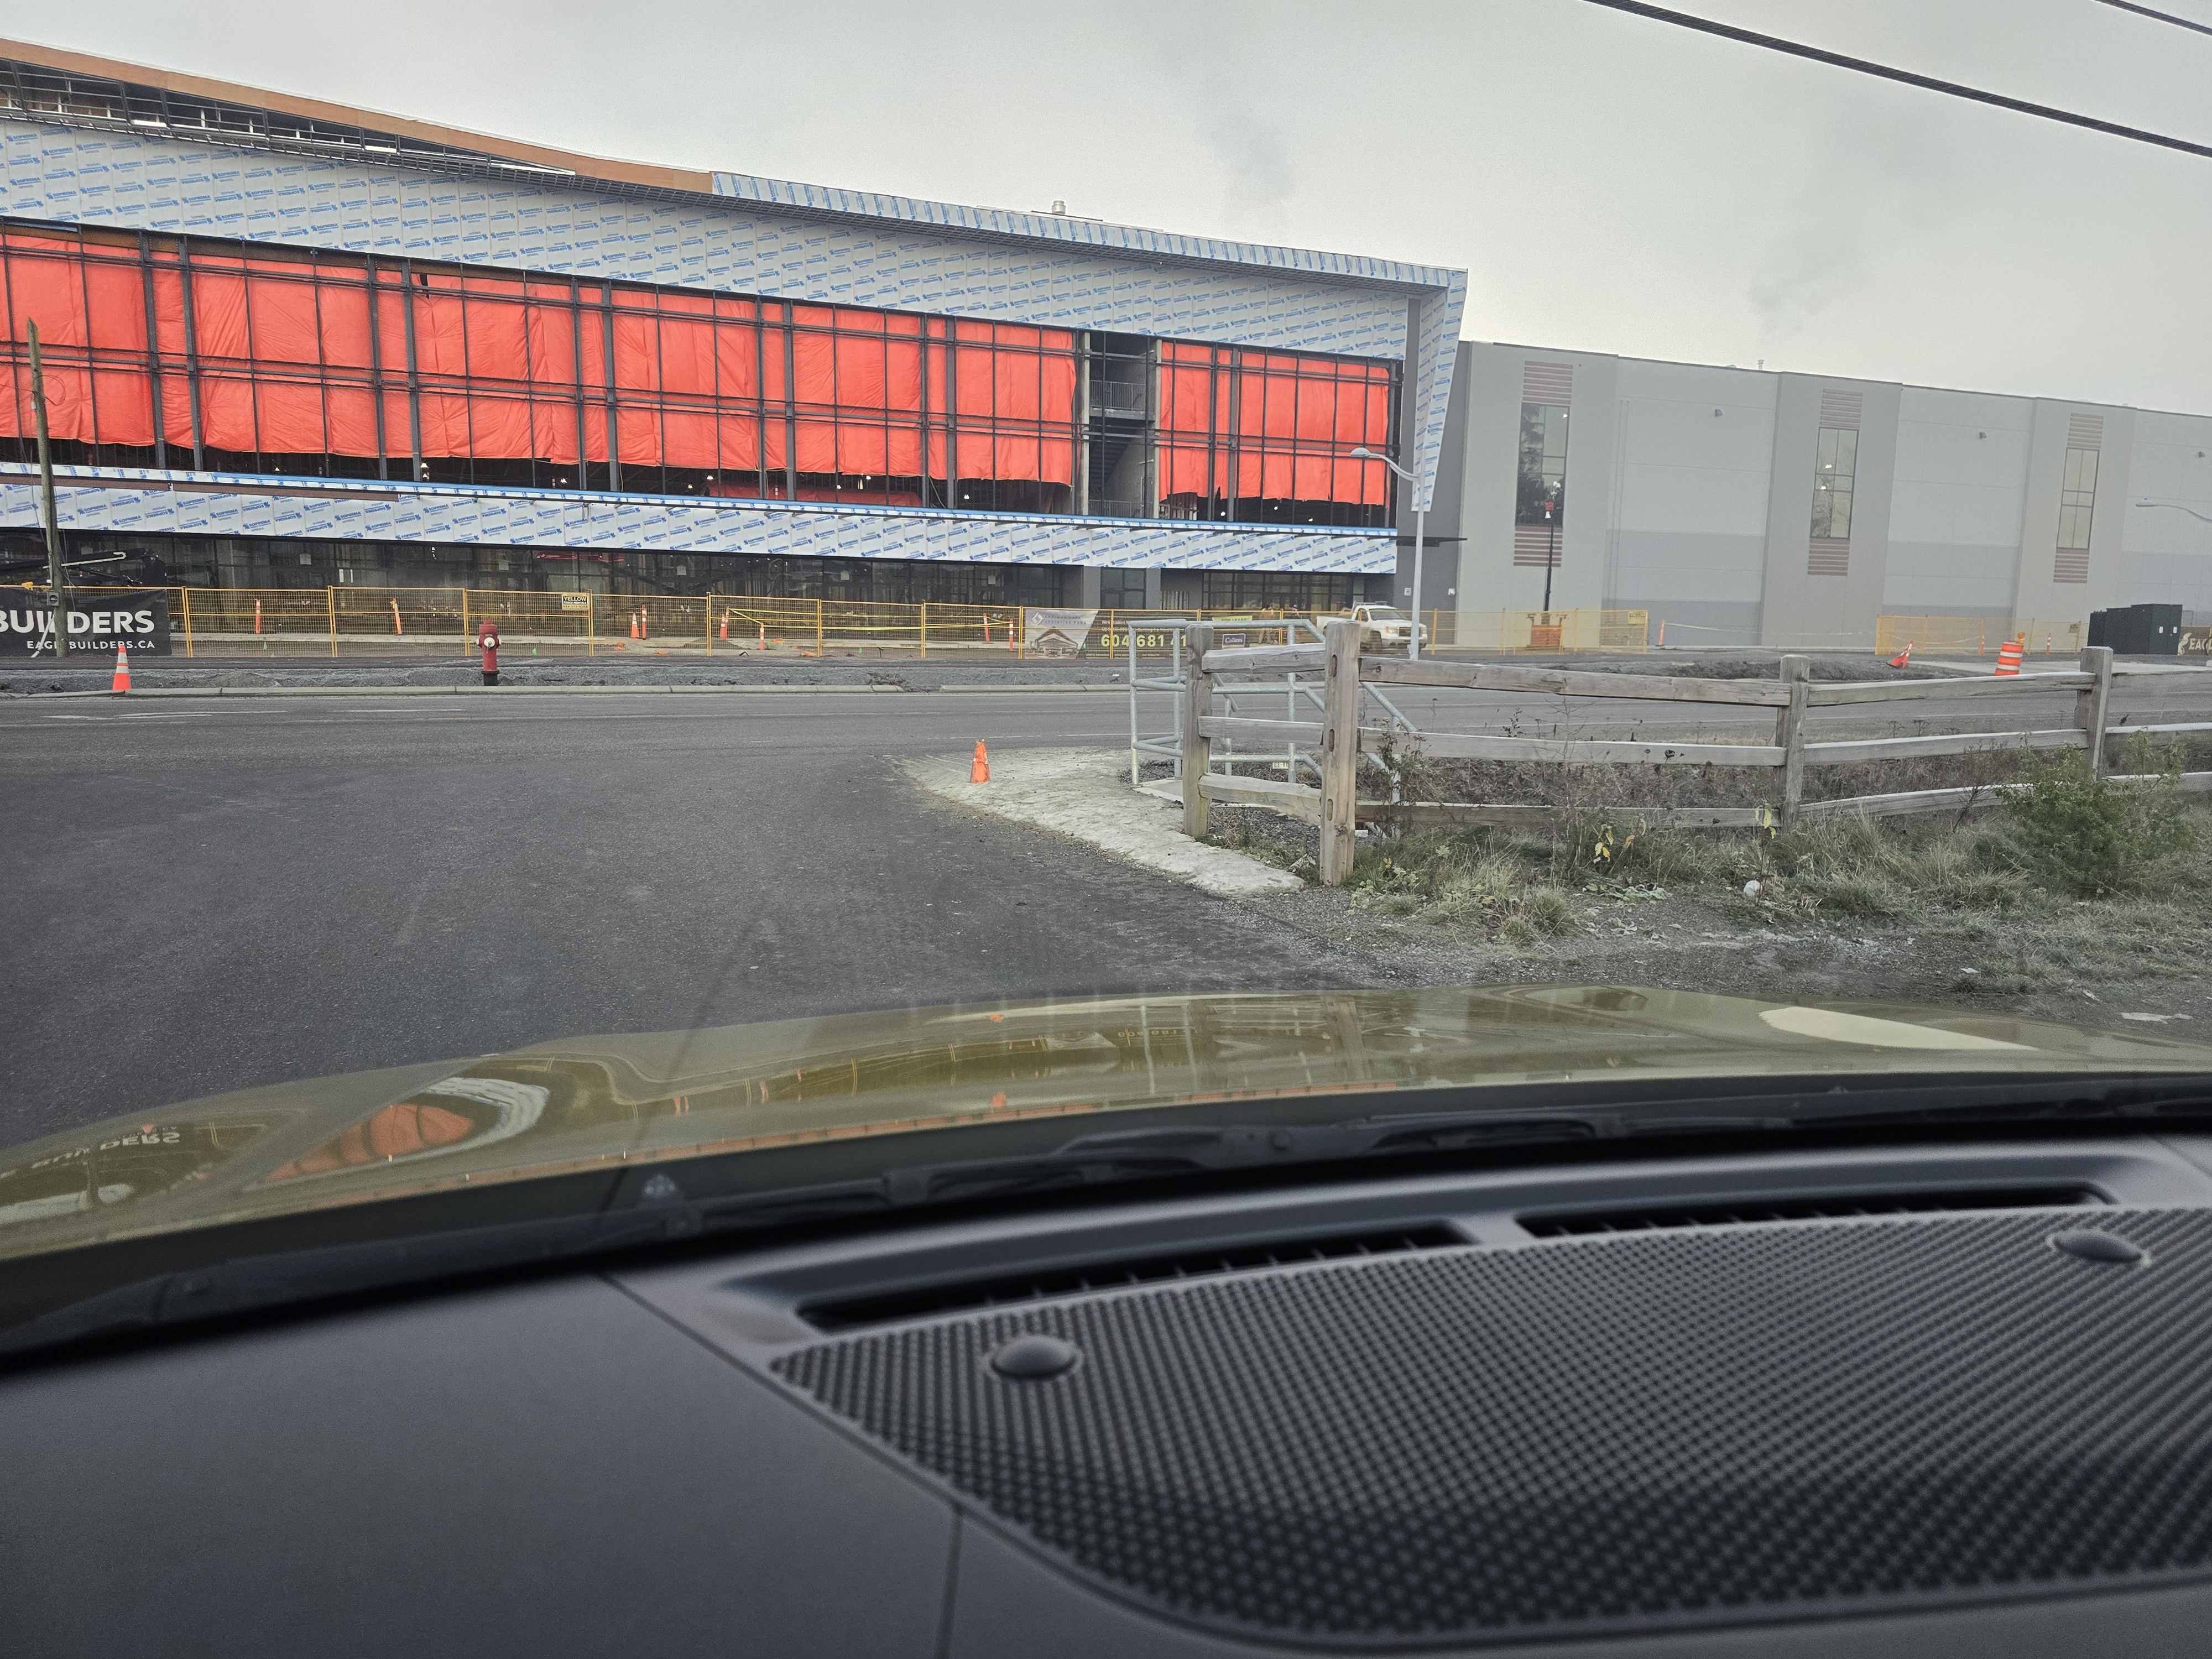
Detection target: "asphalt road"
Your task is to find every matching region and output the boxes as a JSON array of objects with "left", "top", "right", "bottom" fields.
[
  {"left": 8, "top": 671, "right": 2210, "bottom": 1144},
  {"left": 0, "top": 690, "right": 1383, "bottom": 1144}
]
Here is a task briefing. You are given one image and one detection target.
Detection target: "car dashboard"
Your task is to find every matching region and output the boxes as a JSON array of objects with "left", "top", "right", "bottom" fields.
[{"left": 9, "top": 1130, "right": 2212, "bottom": 1657}]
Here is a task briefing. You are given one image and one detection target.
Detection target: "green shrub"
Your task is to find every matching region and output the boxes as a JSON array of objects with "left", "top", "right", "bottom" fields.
[{"left": 2003, "top": 742, "right": 2198, "bottom": 896}]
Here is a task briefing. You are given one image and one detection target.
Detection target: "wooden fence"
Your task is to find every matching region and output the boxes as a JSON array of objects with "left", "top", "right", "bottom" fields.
[{"left": 1181, "top": 620, "right": 2212, "bottom": 885}]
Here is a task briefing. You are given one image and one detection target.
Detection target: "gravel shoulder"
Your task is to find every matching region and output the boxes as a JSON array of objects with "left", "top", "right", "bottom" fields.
[
  {"left": 1230, "top": 880, "right": 2210, "bottom": 1036},
  {"left": 1046, "top": 755, "right": 2212, "bottom": 1039}
]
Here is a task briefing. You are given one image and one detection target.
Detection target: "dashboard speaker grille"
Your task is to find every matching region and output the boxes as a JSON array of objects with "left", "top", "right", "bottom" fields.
[
  {"left": 777, "top": 1209, "right": 2212, "bottom": 1646},
  {"left": 799, "top": 1224, "right": 1460, "bottom": 1331},
  {"left": 1518, "top": 1183, "right": 2103, "bottom": 1237}
]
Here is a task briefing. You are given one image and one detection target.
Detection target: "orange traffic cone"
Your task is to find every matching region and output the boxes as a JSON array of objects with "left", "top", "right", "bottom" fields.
[
  {"left": 1887, "top": 642, "right": 1912, "bottom": 668},
  {"left": 970, "top": 740, "right": 990, "bottom": 784},
  {"left": 111, "top": 642, "right": 130, "bottom": 693},
  {"left": 719, "top": 613, "right": 729, "bottom": 641},
  {"left": 630, "top": 612, "right": 640, "bottom": 640}
]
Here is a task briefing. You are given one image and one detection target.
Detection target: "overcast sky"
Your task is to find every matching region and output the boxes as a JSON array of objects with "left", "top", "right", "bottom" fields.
[{"left": 22, "top": 1, "right": 2212, "bottom": 410}]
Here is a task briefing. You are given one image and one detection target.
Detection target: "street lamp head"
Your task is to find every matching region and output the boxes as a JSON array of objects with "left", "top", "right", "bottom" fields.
[
  {"left": 2138, "top": 499, "right": 2212, "bottom": 524},
  {"left": 1349, "top": 446, "right": 1415, "bottom": 483}
]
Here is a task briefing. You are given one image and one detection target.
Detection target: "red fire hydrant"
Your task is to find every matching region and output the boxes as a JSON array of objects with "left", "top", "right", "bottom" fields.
[{"left": 478, "top": 618, "right": 500, "bottom": 686}]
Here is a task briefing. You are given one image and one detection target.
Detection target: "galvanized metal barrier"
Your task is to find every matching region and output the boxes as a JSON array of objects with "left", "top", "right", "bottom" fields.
[{"left": 1128, "top": 617, "right": 1417, "bottom": 790}]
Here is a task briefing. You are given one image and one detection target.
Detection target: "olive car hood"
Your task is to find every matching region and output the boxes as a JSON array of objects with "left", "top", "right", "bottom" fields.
[{"left": 6, "top": 985, "right": 2211, "bottom": 1265}]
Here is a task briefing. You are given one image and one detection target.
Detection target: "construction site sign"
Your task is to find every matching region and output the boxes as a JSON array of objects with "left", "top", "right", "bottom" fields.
[
  {"left": 0, "top": 589, "right": 171, "bottom": 658},
  {"left": 1022, "top": 607, "right": 1099, "bottom": 658}
]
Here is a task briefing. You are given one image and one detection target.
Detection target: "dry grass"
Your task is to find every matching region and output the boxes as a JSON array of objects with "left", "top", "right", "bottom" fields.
[
  {"left": 1314, "top": 774, "right": 2206, "bottom": 950},
  {"left": 1190, "top": 727, "right": 2209, "bottom": 966}
]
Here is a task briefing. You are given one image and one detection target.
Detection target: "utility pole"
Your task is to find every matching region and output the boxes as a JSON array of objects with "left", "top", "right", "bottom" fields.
[
  {"left": 1351, "top": 445, "right": 1426, "bottom": 659},
  {"left": 27, "top": 320, "right": 69, "bottom": 666}
]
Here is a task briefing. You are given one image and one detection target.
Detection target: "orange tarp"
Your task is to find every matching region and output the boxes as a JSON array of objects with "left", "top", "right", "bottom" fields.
[
  {"left": 0, "top": 236, "right": 1083, "bottom": 483},
  {"left": 1157, "top": 338, "right": 1392, "bottom": 505}
]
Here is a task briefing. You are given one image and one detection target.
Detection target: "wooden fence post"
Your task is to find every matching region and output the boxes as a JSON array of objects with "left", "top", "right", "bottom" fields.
[
  {"left": 1318, "top": 618, "right": 1361, "bottom": 885},
  {"left": 2078, "top": 644, "right": 2114, "bottom": 776},
  {"left": 1776, "top": 654, "right": 1811, "bottom": 830},
  {"left": 1181, "top": 622, "right": 1214, "bottom": 839}
]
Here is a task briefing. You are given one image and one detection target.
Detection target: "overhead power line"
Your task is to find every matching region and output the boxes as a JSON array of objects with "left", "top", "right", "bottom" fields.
[
  {"left": 1580, "top": 0, "right": 2212, "bottom": 161},
  {"left": 2095, "top": 0, "right": 2212, "bottom": 40}
]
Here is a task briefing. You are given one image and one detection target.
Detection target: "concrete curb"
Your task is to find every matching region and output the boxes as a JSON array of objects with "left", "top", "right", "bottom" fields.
[
  {"left": 905, "top": 747, "right": 1305, "bottom": 898},
  {"left": 1, "top": 681, "right": 1132, "bottom": 700}
]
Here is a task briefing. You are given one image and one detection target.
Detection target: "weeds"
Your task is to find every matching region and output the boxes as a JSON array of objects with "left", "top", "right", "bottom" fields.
[
  {"left": 1320, "top": 778, "right": 2204, "bottom": 948},
  {"left": 1516, "top": 886, "right": 1574, "bottom": 936},
  {"left": 1762, "top": 817, "right": 2030, "bottom": 916},
  {"left": 1346, "top": 831, "right": 1575, "bottom": 945},
  {"left": 1204, "top": 811, "right": 1315, "bottom": 875},
  {"left": 1208, "top": 726, "right": 2207, "bottom": 967}
]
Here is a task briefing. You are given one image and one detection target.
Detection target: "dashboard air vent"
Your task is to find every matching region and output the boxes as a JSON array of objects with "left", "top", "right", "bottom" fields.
[
  {"left": 1520, "top": 1185, "right": 2103, "bottom": 1238},
  {"left": 801, "top": 1224, "right": 1462, "bottom": 1332}
]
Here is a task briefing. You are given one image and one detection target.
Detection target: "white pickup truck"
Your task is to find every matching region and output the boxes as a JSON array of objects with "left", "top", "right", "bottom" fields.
[{"left": 1344, "top": 603, "right": 1427, "bottom": 653}]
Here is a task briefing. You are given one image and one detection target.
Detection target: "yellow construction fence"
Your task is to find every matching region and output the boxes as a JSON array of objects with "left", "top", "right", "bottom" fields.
[
  {"left": 1433, "top": 609, "right": 1651, "bottom": 654},
  {"left": 101, "top": 594, "right": 2103, "bottom": 661},
  {"left": 151, "top": 588, "right": 1326, "bottom": 660},
  {"left": 1875, "top": 615, "right": 2086, "bottom": 660}
]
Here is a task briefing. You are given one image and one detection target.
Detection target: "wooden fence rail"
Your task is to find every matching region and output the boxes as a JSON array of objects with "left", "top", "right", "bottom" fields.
[{"left": 1186, "top": 632, "right": 2212, "bottom": 885}]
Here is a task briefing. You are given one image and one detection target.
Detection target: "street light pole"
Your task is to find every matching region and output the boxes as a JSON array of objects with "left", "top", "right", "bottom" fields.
[
  {"left": 1352, "top": 446, "right": 1424, "bottom": 660},
  {"left": 1541, "top": 495, "right": 1558, "bottom": 615},
  {"left": 27, "top": 320, "right": 68, "bottom": 666}
]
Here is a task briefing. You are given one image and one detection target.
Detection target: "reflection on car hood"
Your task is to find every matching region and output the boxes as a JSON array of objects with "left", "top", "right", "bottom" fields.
[{"left": 4, "top": 985, "right": 2210, "bottom": 1263}]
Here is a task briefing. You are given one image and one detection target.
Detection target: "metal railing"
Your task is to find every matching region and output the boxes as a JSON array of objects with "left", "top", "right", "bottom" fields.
[
  {"left": 1088, "top": 380, "right": 1149, "bottom": 419},
  {"left": 1129, "top": 617, "right": 1417, "bottom": 790}
]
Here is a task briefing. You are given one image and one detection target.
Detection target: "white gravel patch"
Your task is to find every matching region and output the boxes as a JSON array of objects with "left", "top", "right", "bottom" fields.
[{"left": 904, "top": 747, "right": 1303, "bottom": 898}]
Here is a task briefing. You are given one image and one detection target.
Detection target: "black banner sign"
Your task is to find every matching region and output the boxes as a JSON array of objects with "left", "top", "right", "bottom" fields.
[{"left": 0, "top": 589, "right": 171, "bottom": 659}]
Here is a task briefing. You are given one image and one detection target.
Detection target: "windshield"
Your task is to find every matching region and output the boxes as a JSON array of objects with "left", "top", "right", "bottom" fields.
[{"left": 4, "top": 6, "right": 2212, "bottom": 1324}]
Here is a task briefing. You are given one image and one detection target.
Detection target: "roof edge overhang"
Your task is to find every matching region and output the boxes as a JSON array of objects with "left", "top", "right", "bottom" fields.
[
  {"left": 0, "top": 35, "right": 1460, "bottom": 296},
  {"left": 0, "top": 34, "right": 706, "bottom": 190}
]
